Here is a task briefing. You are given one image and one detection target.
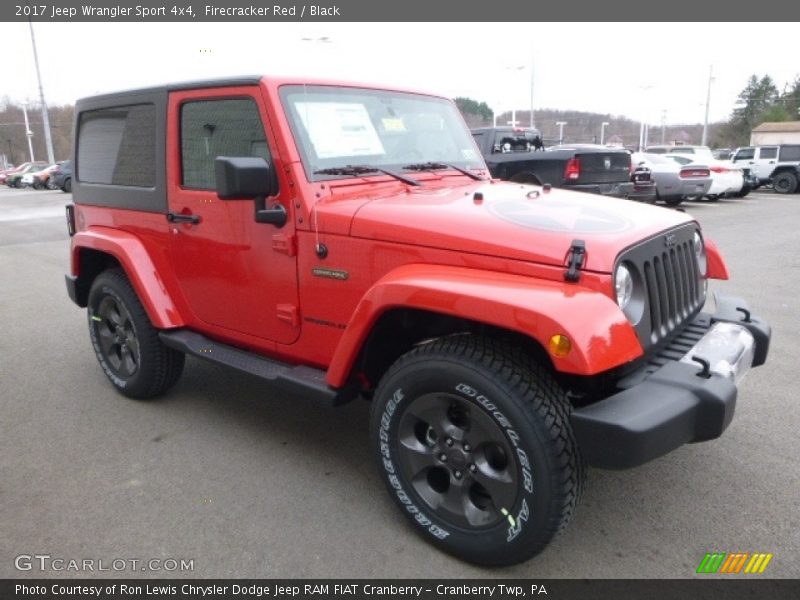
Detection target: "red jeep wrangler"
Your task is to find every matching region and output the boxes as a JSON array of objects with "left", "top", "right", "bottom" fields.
[{"left": 65, "top": 76, "right": 771, "bottom": 566}]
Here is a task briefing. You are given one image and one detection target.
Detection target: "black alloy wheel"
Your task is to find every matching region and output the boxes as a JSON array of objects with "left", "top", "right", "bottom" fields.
[
  {"left": 87, "top": 269, "right": 184, "bottom": 399},
  {"left": 395, "top": 391, "right": 520, "bottom": 530}
]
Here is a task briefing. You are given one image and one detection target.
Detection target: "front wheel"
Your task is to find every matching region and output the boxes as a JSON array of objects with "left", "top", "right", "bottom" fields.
[
  {"left": 370, "top": 335, "right": 585, "bottom": 566},
  {"left": 87, "top": 269, "right": 185, "bottom": 399},
  {"left": 772, "top": 172, "right": 798, "bottom": 194}
]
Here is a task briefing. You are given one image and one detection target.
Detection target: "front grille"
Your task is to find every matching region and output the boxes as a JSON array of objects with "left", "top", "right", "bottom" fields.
[{"left": 619, "top": 224, "right": 705, "bottom": 350}]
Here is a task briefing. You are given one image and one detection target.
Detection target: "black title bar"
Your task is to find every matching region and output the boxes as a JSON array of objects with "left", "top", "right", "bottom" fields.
[
  {"left": 3, "top": 1, "right": 800, "bottom": 22},
  {"left": 2, "top": 579, "right": 799, "bottom": 600}
]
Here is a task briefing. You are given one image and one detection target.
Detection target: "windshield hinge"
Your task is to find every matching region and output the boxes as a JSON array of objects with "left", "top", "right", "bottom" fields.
[{"left": 564, "top": 240, "right": 586, "bottom": 282}]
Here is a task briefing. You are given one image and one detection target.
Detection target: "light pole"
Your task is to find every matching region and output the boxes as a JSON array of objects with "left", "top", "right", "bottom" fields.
[
  {"left": 638, "top": 84, "right": 654, "bottom": 151},
  {"left": 28, "top": 19, "right": 55, "bottom": 164},
  {"left": 21, "top": 101, "right": 35, "bottom": 162},
  {"left": 600, "top": 122, "right": 609, "bottom": 145},
  {"left": 529, "top": 53, "right": 535, "bottom": 128},
  {"left": 701, "top": 65, "right": 714, "bottom": 147},
  {"left": 556, "top": 121, "right": 567, "bottom": 145},
  {"left": 504, "top": 65, "right": 524, "bottom": 127}
]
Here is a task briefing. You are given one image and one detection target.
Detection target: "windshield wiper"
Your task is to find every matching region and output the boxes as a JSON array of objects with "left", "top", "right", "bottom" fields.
[
  {"left": 314, "top": 165, "right": 421, "bottom": 186},
  {"left": 402, "top": 162, "right": 485, "bottom": 181}
]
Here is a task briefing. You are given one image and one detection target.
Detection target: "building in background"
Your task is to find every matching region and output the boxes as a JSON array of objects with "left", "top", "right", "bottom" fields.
[{"left": 750, "top": 121, "right": 800, "bottom": 145}]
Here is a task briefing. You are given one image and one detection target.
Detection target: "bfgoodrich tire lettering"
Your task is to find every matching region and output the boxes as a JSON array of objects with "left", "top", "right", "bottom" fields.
[
  {"left": 87, "top": 269, "right": 184, "bottom": 399},
  {"left": 369, "top": 335, "right": 585, "bottom": 566}
]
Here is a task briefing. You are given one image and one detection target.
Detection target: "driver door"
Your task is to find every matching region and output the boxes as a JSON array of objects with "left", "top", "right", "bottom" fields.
[{"left": 166, "top": 86, "right": 300, "bottom": 345}]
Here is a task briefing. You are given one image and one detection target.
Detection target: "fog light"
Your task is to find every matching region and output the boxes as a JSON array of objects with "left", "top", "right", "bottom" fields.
[
  {"left": 549, "top": 334, "right": 572, "bottom": 358},
  {"left": 680, "top": 322, "right": 755, "bottom": 384}
]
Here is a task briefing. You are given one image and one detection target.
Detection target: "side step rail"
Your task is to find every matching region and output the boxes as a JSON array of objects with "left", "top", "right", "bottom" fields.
[{"left": 159, "top": 329, "right": 355, "bottom": 406}]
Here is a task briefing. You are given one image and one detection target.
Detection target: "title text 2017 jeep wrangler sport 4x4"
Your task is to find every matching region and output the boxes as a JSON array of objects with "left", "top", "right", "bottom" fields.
[{"left": 66, "top": 76, "right": 771, "bottom": 566}]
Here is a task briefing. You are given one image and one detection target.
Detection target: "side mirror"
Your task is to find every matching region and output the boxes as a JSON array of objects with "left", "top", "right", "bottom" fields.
[{"left": 214, "top": 156, "right": 286, "bottom": 227}]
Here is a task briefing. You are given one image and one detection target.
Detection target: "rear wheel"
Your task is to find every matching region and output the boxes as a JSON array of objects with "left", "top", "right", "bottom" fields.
[
  {"left": 664, "top": 197, "right": 683, "bottom": 206},
  {"left": 63, "top": 178, "right": 72, "bottom": 193},
  {"left": 772, "top": 172, "right": 798, "bottom": 194},
  {"left": 87, "top": 269, "right": 184, "bottom": 399},
  {"left": 370, "top": 335, "right": 585, "bottom": 566}
]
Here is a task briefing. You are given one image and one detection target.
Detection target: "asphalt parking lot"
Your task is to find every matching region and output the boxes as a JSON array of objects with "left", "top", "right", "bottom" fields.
[{"left": 1, "top": 186, "right": 798, "bottom": 579}]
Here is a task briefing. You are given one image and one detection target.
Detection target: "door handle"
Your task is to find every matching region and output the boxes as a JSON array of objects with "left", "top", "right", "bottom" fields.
[{"left": 167, "top": 212, "right": 201, "bottom": 225}]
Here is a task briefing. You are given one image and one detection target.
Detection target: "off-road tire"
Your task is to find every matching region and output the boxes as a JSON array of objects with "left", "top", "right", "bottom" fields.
[
  {"left": 87, "top": 269, "right": 184, "bottom": 399},
  {"left": 369, "top": 335, "right": 585, "bottom": 566},
  {"left": 772, "top": 172, "right": 798, "bottom": 194}
]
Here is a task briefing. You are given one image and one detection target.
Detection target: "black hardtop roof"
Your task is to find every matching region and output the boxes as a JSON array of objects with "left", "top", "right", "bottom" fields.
[{"left": 76, "top": 75, "right": 263, "bottom": 106}]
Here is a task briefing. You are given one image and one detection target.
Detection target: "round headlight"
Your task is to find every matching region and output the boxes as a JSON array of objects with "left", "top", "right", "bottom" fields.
[
  {"left": 694, "top": 231, "right": 707, "bottom": 276},
  {"left": 615, "top": 263, "right": 633, "bottom": 310}
]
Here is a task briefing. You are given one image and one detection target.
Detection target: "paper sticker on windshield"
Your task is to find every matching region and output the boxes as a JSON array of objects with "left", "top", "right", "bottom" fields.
[
  {"left": 296, "top": 102, "right": 385, "bottom": 158},
  {"left": 381, "top": 118, "right": 406, "bottom": 132}
]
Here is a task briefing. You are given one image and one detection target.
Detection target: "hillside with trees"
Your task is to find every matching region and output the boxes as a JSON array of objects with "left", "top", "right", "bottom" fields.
[{"left": 457, "top": 73, "right": 800, "bottom": 150}]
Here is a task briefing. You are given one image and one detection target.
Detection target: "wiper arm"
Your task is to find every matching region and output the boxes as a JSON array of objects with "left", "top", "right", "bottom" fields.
[
  {"left": 402, "top": 161, "right": 485, "bottom": 181},
  {"left": 314, "top": 165, "right": 421, "bottom": 186}
]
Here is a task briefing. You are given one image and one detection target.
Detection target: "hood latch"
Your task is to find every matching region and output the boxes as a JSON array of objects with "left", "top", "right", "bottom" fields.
[{"left": 564, "top": 240, "right": 586, "bottom": 282}]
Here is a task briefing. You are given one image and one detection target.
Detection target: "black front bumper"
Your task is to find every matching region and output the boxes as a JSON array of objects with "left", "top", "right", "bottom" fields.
[{"left": 571, "top": 294, "right": 771, "bottom": 469}]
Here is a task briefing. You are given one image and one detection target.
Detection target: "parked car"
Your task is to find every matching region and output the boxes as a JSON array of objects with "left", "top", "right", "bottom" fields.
[
  {"left": 4, "top": 161, "right": 49, "bottom": 187},
  {"left": 1, "top": 161, "right": 41, "bottom": 185},
  {"left": 646, "top": 145, "right": 716, "bottom": 160},
  {"left": 51, "top": 159, "right": 73, "bottom": 192},
  {"left": 21, "top": 163, "right": 63, "bottom": 189},
  {"left": 731, "top": 145, "right": 800, "bottom": 194},
  {"left": 632, "top": 152, "right": 712, "bottom": 206},
  {"left": 664, "top": 154, "right": 745, "bottom": 200}
]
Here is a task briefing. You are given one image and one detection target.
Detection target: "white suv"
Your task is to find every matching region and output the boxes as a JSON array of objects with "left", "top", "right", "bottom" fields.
[{"left": 731, "top": 145, "right": 800, "bottom": 193}]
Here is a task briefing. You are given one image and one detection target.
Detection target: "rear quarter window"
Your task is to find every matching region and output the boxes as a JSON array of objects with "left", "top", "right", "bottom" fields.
[
  {"left": 77, "top": 104, "right": 155, "bottom": 187},
  {"left": 779, "top": 145, "right": 800, "bottom": 161}
]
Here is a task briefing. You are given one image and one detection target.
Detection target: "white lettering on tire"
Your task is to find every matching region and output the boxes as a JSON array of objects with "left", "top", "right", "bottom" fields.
[{"left": 380, "top": 388, "right": 450, "bottom": 541}]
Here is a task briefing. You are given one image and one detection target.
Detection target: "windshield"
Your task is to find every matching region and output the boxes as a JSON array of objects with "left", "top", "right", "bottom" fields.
[{"left": 280, "top": 85, "right": 483, "bottom": 181}]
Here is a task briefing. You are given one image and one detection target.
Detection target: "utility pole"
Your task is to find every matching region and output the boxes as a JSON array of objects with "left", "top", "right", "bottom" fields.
[
  {"left": 661, "top": 110, "right": 667, "bottom": 145},
  {"left": 701, "top": 65, "right": 714, "bottom": 147},
  {"left": 29, "top": 19, "right": 55, "bottom": 164},
  {"left": 600, "top": 122, "right": 609, "bottom": 145}
]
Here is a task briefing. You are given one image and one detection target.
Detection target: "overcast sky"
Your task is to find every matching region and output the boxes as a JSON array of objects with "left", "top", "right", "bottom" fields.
[{"left": 2, "top": 22, "right": 799, "bottom": 126}]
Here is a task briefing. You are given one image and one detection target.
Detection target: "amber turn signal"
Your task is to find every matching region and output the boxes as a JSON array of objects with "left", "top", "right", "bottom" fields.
[{"left": 549, "top": 334, "right": 572, "bottom": 357}]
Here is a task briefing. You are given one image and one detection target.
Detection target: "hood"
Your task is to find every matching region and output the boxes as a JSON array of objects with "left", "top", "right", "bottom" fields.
[{"left": 323, "top": 180, "right": 695, "bottom": 274}]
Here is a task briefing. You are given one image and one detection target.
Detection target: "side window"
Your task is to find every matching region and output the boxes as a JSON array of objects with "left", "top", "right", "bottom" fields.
[
  {"left": 180, "top": 98, "right": 269, "bottom": 190},
  {"left": 759, "top": 147, "right": 777, "bottom": 159},
  {"left": 779, "top": 145, "right": 800, "bottom": 161},
  {"left": 77, "top": 104, "right": 155, "bottom": 187},
  {"left": 735, "top": 148, "right": 755, "bottom": 160}
]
